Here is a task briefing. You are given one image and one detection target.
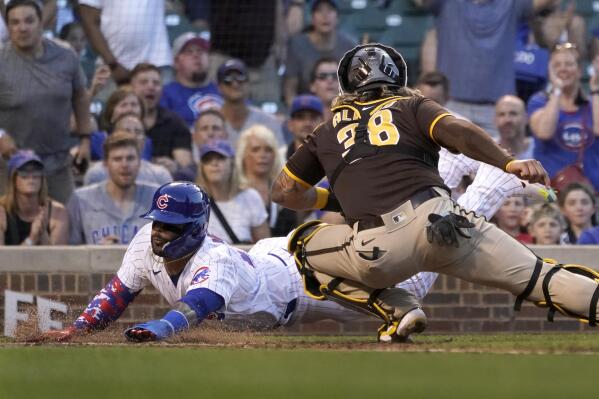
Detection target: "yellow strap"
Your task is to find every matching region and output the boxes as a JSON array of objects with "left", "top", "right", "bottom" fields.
[
  {"left": 313, "top": 187, "right": 329, "bottom": 209},
  {"left": 504, "top": 159, "right": 516, "bottom": 172},
  {"left": 428, "top": 112, "right": 451, "bottom": 145},
  {"left": 283, "top": 166, "right": 312, "bottom": 189}
]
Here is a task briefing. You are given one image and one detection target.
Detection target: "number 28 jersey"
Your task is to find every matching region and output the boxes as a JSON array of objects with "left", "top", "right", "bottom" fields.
[{"left": 285, "top": 95, "right": 451, "bottom": 221}]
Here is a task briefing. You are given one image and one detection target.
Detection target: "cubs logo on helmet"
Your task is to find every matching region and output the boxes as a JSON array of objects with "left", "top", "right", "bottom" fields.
[{"left": 156, "top": 194, "right": 169, "bottom": 210}]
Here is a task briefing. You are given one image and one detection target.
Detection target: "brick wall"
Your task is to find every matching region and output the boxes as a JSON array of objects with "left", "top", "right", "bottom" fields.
[{"left": 1, "top": 246, "right": 598, "bottom": 335}]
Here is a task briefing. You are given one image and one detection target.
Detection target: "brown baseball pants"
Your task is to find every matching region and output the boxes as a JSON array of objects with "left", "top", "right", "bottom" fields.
[{"left": 301, "top": 188, "right": 599, "bottom": 321}]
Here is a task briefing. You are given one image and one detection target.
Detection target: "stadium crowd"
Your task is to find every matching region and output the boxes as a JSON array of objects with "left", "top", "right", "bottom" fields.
[{"left": 1, "top": 0, "right": 599, "bottom": 247}]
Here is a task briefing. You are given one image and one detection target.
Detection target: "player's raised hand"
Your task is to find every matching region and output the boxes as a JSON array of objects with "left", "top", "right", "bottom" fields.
[
  {"left": 124, "top": 320, "right": 174, "bottom": 342},
  {"left": 506, "top": 159, "right": 550, "bottom": 186},
  {"left": 26, "top": 326, "right": 78, "bottom": 343}
]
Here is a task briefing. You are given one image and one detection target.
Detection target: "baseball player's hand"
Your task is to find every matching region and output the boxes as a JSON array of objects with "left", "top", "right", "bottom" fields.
[
  {"left": 26, "top": 326, "right": 78, "bottom": 343},
  {"left": 505, "top": 159, "right": 550, "bottom": 186},
  {"left": 124, "top": 320, "right": 174, "bottom": 342}
]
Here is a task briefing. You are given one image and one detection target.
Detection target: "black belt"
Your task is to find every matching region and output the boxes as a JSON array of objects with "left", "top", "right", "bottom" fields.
[{"left": 354, "top": 187, "right": 443, "bottom": 232}]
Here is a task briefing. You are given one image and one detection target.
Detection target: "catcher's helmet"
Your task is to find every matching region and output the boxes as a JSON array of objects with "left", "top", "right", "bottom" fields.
[
  {"left": 141, "top": 182, "right": 211, "bottom": 259},
  {"left": 338, "top": 43, "right": 407, "bottom": 94}
]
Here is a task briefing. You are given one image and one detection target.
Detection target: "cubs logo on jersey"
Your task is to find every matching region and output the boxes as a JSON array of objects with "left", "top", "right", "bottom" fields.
[{"left": 191, "top": 267, "right": 210, "bottom": 284}]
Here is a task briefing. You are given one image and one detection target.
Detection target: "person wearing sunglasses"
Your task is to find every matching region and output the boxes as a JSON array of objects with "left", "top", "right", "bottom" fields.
[
  {"left": 283, "top": 0, "right": 356, "bottom": 107},
  {"left": 528, "top": 42, "right": 599, "bottom": 192},
  {"left": 308, "top": 57, "right": 339, "bottom": 121},
  {"left": 0, "top": 150, "right": 68, "bottom": 246},
  {"left": 217, "top": 59, "right": 284, "bottom": 146}
]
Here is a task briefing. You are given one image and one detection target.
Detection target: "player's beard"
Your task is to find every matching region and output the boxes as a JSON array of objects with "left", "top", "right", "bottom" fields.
[{"left": 151, "top": 236, "right": 169, "bottom": 257}]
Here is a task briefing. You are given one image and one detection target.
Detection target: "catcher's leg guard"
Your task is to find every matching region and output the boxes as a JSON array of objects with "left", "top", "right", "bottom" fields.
[
  {"left": 514, "top": 258, "right": 599, "bottom": 326},
  {"left": 319, "top": 279, "right": 392, "bottom": 323},
  {"left": 288, "top": 221, "right": 395, "bottom": 323},
  {"left": 288, "top": 220, "right": 330, "bottom": 300}
]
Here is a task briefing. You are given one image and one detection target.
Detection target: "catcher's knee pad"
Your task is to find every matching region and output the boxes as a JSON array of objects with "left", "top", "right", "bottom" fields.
[
  {"left": 288, "top": 220, "right": 329, "bottom": 300},
  {"left": 514, "top": 258, "right": 599, "bottom": 326}
]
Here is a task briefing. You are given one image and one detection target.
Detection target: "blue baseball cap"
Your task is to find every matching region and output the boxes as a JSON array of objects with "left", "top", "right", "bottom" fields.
[
  {"left": 311, "top": 0, "right": 338, "bottom": 12},
  {"left": 199, "top": 140, "right": 235, "bottom": 159},
  {"left": 290, "top": 95, "right": 324, "bottom": 117},
  {"left": 217, "top": 59, "right": 248, "bottom": 83},
  {"left": 7, "top": 149, "right": 43, "bottom": 175}
]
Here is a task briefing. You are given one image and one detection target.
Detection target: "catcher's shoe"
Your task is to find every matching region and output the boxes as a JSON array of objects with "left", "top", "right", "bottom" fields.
[{"left": 378, "top": 308, "right": 427, "bottom": 343}]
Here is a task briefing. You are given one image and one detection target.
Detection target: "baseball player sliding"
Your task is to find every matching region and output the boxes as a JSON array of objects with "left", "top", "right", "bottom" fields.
[
  {"left": 32, "top": 172, "right": 553, "bottom": 344},
  {"left": 30, "top": 182, "right": 433, "bottom": 343}
]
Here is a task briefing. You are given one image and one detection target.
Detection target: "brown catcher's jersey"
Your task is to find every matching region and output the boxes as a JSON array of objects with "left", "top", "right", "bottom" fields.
[{"left": 285, "top": 95, "right": 452, "bottom": 221}]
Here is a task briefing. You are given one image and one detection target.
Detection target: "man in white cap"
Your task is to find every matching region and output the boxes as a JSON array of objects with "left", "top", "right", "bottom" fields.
[{"left": 160, "top": 32, "right": 223, "bottom": 128}]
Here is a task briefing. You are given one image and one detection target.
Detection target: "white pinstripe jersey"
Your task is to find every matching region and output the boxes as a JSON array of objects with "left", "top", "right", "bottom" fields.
[{"left": 117, "top": 224, "right": 296, "bottom": 325}]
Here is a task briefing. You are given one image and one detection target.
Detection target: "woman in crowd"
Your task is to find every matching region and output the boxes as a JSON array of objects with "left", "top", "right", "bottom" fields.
[
  {"left": 236, "top": 125, "right": 296, "bottom": 236},
  {"left": 0, "top": 151, "right": 68, "bottom": 245},
  {"left": 558, "top": 182, "right": 597, "bottom": 244},
  {"left": 92, "top": 88, "right": 152, "bottom": 161},
  {"left": 196, "top": 139, "right": 269, "bottom": 244},
  {"left": 527, "top": 43, "right": 599, "bottom": 192},
  {"left": 528, "top": 203, "right": 566, "bottom": 245},
  {"left": 493, "top": 196, "right": 532, "bottom": 244}
]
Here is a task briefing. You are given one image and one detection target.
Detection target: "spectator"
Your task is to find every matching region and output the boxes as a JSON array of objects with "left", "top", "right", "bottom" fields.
[
  {"left": 514, "top": 22, "right": 549, "bottom": 102},
  {"left": 0, "top": 0, "right": 92, "bottom": 204},
  {"left": 527, "top": 203, "right": 565, "bottom": 245},
  {"left": 0, "top": 150, "right": 68, "bottom": 245},
  {"left": 58, "top": 21, "right": 87, "bottom": 57},
  {"left": 493, "top": 196, "right": 533, "bottom": 244},
  {"left": 282, "top": 94, "right": 324, "bottom": 161},
  {"left": 279, "top": 94, "right": 326, "bottom": 230},
  {"left": 196, "top": 139, "right": 269, "bottom": 244},
  {"left": 160, "top": 32, "right": 222, "bottom": 128},
  {"left": 78, "top": 0, "right": 172, "bottom": 85},
  {"left": 414, "top": 0, "right": 559, "bottom": 137},
  {"left": 558, "top": 182, "right": 597, "bottom": 244},
  {"left": 218, "top": 59, "right": 284, "bottom": 145},
  {"left": 236, "top": 125, "right": 292, "bottom": 236},
  {"left": 68, "top": 131, "right": 158, "bottom": 245},
  {"left": 415, "top": 71, "right": 450, "bottom": 106},
  {"left": 495, "top": 95, "right": 534, "bottom": 159},
  {"left": 533, "top": 1, "right": 586, "bottom": 60},
  {"left": 208, "top": 0, "right": 283, "bottom": 103},
  {"left": 129, "top": 63, "right": 193, "bottom": 173},
  {"left": 191, "top": 108, "right": 228, "bottom": 163},
  {"left": 528, "top": 43, "right": 599, "bottom": 192},
  {"left": 58, "top": 20, "right": 99, "bottom": 86},
  {"left": 283, "top": 0, "right": 356, "bottom": 106},
  {"left": 308, "top": 57, "right": 338, "bottom": 121},
  {"left": 93, "top": 88, "right": 151, "bottom": 161},
  {"left": 84, "top": 116, "right": 172, "bottom": 187}
]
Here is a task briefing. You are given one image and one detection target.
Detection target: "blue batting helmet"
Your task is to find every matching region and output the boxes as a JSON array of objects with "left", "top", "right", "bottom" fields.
[{"left": 141, "top": 182, "right": 211, "bottom": 259}]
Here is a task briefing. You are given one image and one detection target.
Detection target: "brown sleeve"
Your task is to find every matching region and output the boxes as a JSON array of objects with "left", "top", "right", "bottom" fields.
[
  {"left": 285, "top": 126, "right": 326, "bottom": 187},
  {"left": 433, "top": 116, "right": 515, "bottom": 170},
  {"left": 414, "top": 98, "right": 453, "bottom": 142}
]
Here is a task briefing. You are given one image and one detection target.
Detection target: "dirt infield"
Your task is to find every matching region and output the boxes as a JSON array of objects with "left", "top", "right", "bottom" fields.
[{"left": 4, "top": 319, "right": 599, "bottom": 354}]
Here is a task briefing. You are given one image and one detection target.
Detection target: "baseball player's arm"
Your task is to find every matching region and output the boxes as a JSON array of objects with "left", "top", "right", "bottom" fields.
[
  {"left": 433, "top": 116, "right": 550, "bottom": 185},
  {"left": 272, "top": 135, "right": 341, "bottom": 211},
  {"left": 124, "top": 288, "right": 224, "bottom": 342},
  {"left": 29, "top": 275, "right": 140, "bottom": 342}
]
